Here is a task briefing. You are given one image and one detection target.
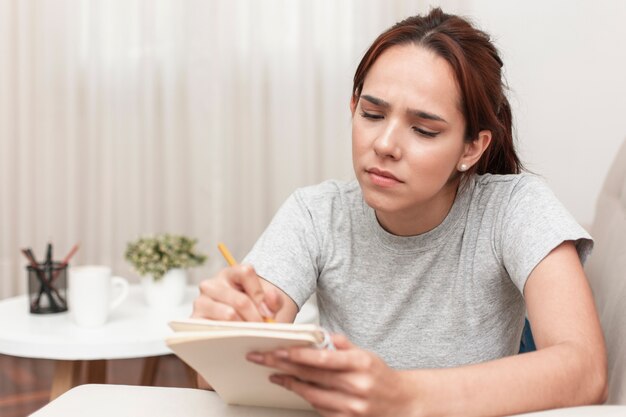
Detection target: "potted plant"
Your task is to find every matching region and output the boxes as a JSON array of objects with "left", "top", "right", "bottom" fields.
[{"left": 125, "top": 234, "right": 207, "bottom": 308}]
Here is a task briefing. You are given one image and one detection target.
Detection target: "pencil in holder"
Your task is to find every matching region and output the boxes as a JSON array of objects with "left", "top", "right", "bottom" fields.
[{"left": 27, "top": 262, "right": 68, "bottom": 314}]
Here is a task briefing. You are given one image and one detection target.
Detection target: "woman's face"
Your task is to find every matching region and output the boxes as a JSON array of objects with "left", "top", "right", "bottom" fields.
[{"left": 351, "top": 43, "right": 469, "bottom": 233}]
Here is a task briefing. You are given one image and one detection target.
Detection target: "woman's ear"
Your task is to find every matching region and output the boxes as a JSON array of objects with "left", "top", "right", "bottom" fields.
[
  {"left": 350, "top": 95, "right": 357, "bottom": 116},
  {"left": 457, "top": 130, "right": 492, "bottom": 171}
]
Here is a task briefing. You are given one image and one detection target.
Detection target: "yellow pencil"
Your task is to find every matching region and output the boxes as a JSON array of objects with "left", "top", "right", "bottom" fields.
[
  {"left": 217, "top": 242, "right": 275, "bottom": 323},
  {"left": 217, "top": 242, "right": 237, "bottom": 267}
]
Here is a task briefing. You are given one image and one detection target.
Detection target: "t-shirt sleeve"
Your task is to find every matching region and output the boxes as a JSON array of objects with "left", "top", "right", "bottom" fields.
[
  {"left": 242, "top": 190, "right": 320, "bottom": 309},
  {"left": 499, "top": 175, "right": 593, "bottom": 294}
]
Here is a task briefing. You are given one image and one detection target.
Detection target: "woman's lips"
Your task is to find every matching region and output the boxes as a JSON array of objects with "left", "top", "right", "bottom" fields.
[{"left": 366, "top": 168, "right": 402, "bottom": 187}]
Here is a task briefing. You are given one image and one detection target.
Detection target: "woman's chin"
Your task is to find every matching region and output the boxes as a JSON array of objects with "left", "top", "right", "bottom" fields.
[{"left": 361, "top": 189, "right": 401, "bottom": 213}]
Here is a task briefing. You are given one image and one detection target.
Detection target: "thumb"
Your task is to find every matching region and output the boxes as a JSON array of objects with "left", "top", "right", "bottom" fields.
[
  {"left": 331, "top": 334, "right": 354, "bottom": 350},
  {"left": 262, "top": 286, "right": 283, "bottom": 318}
]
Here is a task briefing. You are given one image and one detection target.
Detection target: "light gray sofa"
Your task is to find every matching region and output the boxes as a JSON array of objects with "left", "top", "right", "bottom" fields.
[{"left": 585, "top": 137, "right": 626, "bottom": 404}]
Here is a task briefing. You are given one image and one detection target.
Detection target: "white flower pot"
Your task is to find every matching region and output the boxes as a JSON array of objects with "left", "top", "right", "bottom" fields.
[{"left": 141, "top": 268, "right": 187, "bottom": 309}]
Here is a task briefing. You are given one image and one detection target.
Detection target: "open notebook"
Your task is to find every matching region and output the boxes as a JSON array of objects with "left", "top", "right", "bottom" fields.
[{"left": 166, "top": 319, "right": 333, "bottom": 410}]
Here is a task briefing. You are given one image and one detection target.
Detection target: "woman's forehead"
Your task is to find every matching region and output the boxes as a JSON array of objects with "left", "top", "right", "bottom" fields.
[{"left": 361, "top": 44, "right": 462, "bottom": 117}]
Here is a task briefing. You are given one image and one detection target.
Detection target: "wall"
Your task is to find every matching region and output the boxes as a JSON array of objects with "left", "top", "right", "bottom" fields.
[
  {"left": 1, "top": 0, "right": 623, "bottom": 298},
  {"left": 464, "top": 0, "right": 626, "bottom": 226}
]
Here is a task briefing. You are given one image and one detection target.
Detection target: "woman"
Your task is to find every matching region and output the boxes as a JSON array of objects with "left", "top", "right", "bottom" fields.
[{"left": 192, "top": 8, "right": 607, "bottom": 416}]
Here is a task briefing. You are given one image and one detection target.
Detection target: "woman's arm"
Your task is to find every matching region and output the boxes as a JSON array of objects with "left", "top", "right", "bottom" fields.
[
  {"left": 248, "top": 241, "right": 607, "bottom": 417},
  {"left": 410, "top": 240, "right": 607, "bottom": 416}
]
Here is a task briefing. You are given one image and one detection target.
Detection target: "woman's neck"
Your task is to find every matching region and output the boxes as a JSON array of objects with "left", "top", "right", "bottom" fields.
[{"left": 374, "top": 179, "right": 461, "bottom": 237}]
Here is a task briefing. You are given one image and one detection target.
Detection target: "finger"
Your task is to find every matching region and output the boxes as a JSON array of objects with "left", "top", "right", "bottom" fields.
[
  {"left": 247, "top": 334, "right": 364, "bottom": 371},
  {"left": 249, "top": 352, "right": 371, "bottom": 395},
  {"left": 262, "top": 284, "right": 283, "bottom": 317},
  {"left": 249, "top": 351, "right": 333, "bottom": 382},
  {"left": 330, "top": 334, "right": 354, "bottom": 350},
  {"left": 227, "top": 264, "right": 263, "bottom": 300},
  {"left": 270, "top": 374, "right": 369, "bottom": 416},
  {"left": 282, "top": 346, "right": 367, "bottom": 371},
  {"left": 200, "top": 269, "right": 265, "bottom": 321},
  {"left": 191, "top": 296, "right": 244, "bottom": 321},
  {"left": 212, "top": 285, "right": 266, "bottom": 322},
  {"left": 249, "top": 353, "right": 357, "bottom": 393},
  {"left": 225, "top": 265, "right": 271, "bottom": 315}
]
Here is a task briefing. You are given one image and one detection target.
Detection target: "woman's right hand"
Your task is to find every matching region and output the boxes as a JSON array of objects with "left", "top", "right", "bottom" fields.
[
  {"left": 191, "top": 264, "right": 284, "bottom": 322},
  {"left": 191, "top": 264, "right": 297, "bottom": 390}
]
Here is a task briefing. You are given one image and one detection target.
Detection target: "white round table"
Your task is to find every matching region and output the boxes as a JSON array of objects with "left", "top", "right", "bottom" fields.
[
  {"left": 0, "top": 285, "right": 197, "bottom": 360},
  {"left": 0, "top": 285, "right": 198, "bottom": 399},
  {"left": 0, "top": 285, "right": 319, "bottom": 399}
]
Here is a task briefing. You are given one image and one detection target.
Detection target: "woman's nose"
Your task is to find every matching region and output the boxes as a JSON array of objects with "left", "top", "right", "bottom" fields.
[{"left": 373, "top": 120, "right": 402, "bottom": 160}]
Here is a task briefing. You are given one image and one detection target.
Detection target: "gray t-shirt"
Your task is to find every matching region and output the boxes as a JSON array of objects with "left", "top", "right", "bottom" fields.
[{"left": 243, "top": 173, "right": 592, "bottom": 369}]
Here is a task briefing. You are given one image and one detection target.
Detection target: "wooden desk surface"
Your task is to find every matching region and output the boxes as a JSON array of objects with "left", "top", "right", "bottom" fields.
[
  {"left": 30, "top": 384, "right": 319, "bottom": 417},
  {"left": 30, "top": 384, "right": 626, "bottom": 417}
]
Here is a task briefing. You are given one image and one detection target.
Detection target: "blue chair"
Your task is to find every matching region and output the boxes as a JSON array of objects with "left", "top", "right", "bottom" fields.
[{"left": 519, "top": 318, "right": 536, "bottom": 353}]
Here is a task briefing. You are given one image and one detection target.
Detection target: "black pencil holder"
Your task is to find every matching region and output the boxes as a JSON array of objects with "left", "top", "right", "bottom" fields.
[{"left": 27, "top": 262, "right": 68, "bottom": 314}]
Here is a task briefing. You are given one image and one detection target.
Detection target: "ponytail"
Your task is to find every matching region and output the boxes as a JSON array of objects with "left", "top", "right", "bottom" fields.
[{"left": 475, "top": 98, "right": 522, "bottom": 175}]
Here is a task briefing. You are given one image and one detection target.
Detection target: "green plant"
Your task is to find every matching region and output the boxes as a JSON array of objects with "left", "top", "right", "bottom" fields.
[{"left": 125, "top": 234, "right": 207, "bottom": 280}]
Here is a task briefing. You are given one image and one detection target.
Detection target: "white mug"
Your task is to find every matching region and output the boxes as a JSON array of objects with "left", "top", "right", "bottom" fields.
[{"left": 68, "top": 265, "right": 129, "bottom": 327}]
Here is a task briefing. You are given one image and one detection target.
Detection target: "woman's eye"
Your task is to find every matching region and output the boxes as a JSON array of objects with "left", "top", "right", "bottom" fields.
[
  {"left": 360, "top": 111, "right": 384, "bottom": 120},
  {"left": 412, "top": 126, "right": 439, "bottom": 138}
]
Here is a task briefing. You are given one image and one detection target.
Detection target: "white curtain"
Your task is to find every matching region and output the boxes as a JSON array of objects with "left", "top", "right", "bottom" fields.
[{"left": 0, "top": 0, "right": 454, "bottom": 298}]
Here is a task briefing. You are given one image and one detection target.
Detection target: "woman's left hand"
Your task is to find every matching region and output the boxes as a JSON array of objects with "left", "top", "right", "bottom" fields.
[{"left": 246, "top": 334, "right": 419, "bottom": 417}]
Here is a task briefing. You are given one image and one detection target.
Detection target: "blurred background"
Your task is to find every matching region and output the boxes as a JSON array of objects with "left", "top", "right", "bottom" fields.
[{"left": 1, "top": 0, "right": 625, "bottom": 299}]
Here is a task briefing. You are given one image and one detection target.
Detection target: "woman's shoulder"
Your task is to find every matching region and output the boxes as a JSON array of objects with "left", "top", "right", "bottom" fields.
[
  {"left": 473, "top": 172, "right": 552, "bottom": 200},
  {"left": 472, "top": 172, "right": 575, "bottom": 227},
  {"left": 475, "top": 172, "right": 545, "bottom": 187}
]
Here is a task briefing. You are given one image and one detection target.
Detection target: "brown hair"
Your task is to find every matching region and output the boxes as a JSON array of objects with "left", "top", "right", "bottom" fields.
[{"left": 352, "top": 8, "right": 522, "bottom": 175}]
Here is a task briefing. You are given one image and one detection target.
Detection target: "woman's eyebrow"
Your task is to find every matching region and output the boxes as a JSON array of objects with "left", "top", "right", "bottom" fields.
[
  {"left": 409, "top": 109, "right": 448, "bottom": 124},
  {"left": 361, "top": 94, "right": 448, "bottom": 124},
  {"left": 361, "top": 94, "right": 390, "bottom": 108}
]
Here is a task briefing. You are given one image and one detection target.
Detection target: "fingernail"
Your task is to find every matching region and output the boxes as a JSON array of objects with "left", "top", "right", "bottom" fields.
[
  {"left": 247, "top": 353, "right": 263, "bottom": 363},
  {"left": 274, "top": 349, "right": 288, "bottom": 359},
  {"left": 269, "top": 375, "right": 284, "bottom": 385},
  {"left": 259, "top": 302, "right": 273, "bottom": 318}
]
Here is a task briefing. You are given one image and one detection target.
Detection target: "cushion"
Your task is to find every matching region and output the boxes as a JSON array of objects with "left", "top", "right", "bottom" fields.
[{"left": 585, "top": 137, "right": 626, "bottom": 404}]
